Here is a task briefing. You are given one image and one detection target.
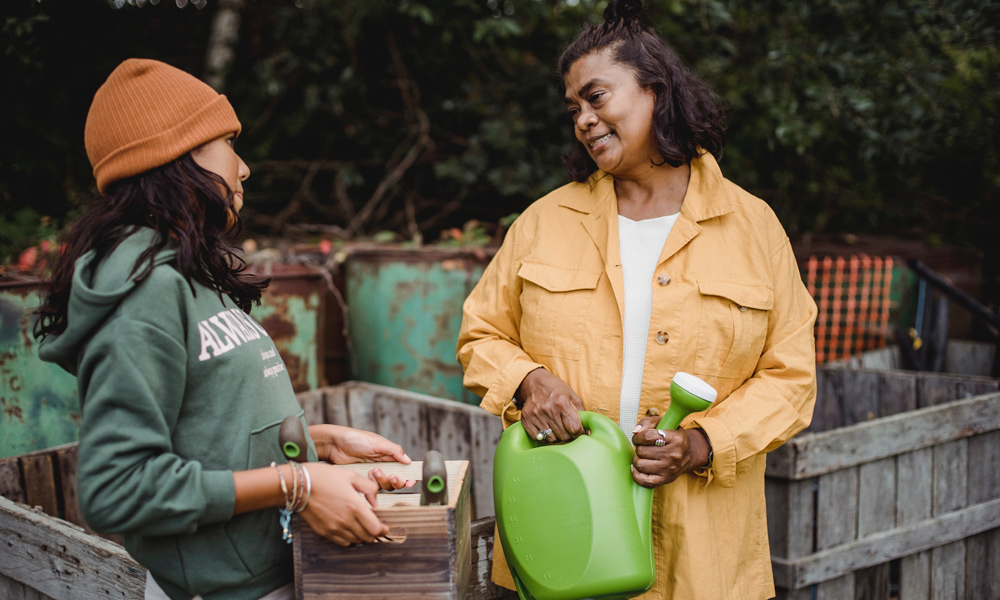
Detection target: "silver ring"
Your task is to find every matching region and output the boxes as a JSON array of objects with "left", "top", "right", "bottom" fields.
[
  {"left": 535, "top": 428, "right": 553, "bottom": 441},
  {"left": 654, "top": 438, "right": 666, "bottom": 447}
]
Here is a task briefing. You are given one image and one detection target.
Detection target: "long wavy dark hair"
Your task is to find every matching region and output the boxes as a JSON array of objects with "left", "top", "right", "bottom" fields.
[
  {"left": 34, "top": 154, "right": 269, "bottom": 341},
  {"left": 558, "top": 0, "right": 727, "bottom": 182}
]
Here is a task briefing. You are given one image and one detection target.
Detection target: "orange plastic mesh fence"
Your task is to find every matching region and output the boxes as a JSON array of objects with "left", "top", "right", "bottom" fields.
[{"left": 804, "top": 255, "right": 895, "bottom": 364}]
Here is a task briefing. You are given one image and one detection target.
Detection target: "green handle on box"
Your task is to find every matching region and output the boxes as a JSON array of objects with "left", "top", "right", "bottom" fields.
[
  {"left": 420, "top": 450, "right": 448, "bottom": 506},
  {"left": 279, "top": 415, "right": 308, "bottom": 463}
]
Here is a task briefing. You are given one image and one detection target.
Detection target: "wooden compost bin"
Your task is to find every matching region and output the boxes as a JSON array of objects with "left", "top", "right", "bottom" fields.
[
  {"left": 767, "top": 366, "right": 1000, "bottom": 599},
  {"left": 0, "top": 381, "right": 515, "bottom": 600}
]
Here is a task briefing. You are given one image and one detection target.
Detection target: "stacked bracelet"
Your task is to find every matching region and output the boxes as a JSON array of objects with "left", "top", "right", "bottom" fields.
[{"left": 271, "top": 461, "right": 313, "bottom": 543}]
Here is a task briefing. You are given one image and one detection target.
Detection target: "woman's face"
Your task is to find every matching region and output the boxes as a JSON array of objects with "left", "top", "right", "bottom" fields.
[
  {"left": 563, "top": 50, "right": 658, "bottom": 177},
  {"left": 190, "top": 134, "right": 250, "bottom": 215}
]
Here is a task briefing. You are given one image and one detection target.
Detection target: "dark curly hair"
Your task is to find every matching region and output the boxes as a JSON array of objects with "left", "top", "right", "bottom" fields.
[
  {"left": 558, "top": 0, "right": 727, "bottom": 182},
  {"left": 34, "top": 154, "right": 269, "bottom": 341}
]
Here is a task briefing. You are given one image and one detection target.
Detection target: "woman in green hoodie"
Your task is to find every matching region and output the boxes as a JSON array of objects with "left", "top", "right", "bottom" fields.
[{"left": 34, "top": 59, "right": 414, "bottom": 600}]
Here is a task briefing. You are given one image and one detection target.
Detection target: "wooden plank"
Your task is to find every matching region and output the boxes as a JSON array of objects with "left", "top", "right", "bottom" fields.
[
  {"left": 467, "top": 517, "right": 519, "bottom": 600},
  {"left": 957, "top": 377, "right": 1000, "bottom": 401},
  {"left": 897, "top": 448, "right": 933, "bottom": 528},
  {"left": 897, "top": 445, "right": 933, "bottom": 600},
  {"left": 815, "top": 574, "right": 853, "bottom": 599},
  {"left": 816, "top": 468, "right": 858, "bottom": 552},
  {"left": 772, "top": 497, "right": 1000, "bottom": 589},
  {"left": 964, "top": 527, "right": 1000, "bottom": 600},
  {"left": 857, "top": 347, "right": 899, "bottom": 371},
  {"left": 425, "top": 405, "right": 473, "bottom": 462},
  {"left": 852, "top": 563, "right": 890, "bottom": 600},
  {"left": 374, "top": 392, "right": 426, "bottom": 460},
  {"left": 946, "top": 340, "right": 995, "bottom": 377},
  {"left": 766, "top": 393, "right": 1000, "bottom": 480},
  {"left": 876, "top": 371, "right": 917, "bottom": 418},
  {"left": 841, "top": 370, "right": 880, "bottom": 427},
  {"left": 0, "top": 495, "right": 145, "bottom": 600},
  {"left": 53, "top": 446, "right": 83, "bottom": 529},
  {"left": 933, "top": 440, "right": 968, "bottom": 516},
  {"left": 345, "top": 385, "right": 378, "bottom": 432},
  {"left": 0, "top": 575, "right": 56, "bottom": 600},
  {"left": 811, "top": 368, "right": 845, "bottom": 432},
  {"left": 0, "top": 456, "right": 25, "bottom": 503},
  {"left": 323, "top": 386, "right": 350, "bottom": 426},
  {"left": 968, "top": 431, "right": 1000, "bottom": 504},
  {"left": 900, "top": 551, "right": 931, "bottom": 600},
  {"left": 469, "top": 412, "right": 503, "bottom": 520},
  {"left": 858, "top": 457, "right": 895, "bottom": 539},
  {"left": 917, "top": 373, "right": 963, "bottom": 408},
  {"left": 768, "top": 478, "right": 817, "bottom": 590},
  {"left": 931, "top": 540, "right": 966, "bottom": 599},
  {"left": 296, "top": 388, "right": 326, "bottom": 426},
  {"left": 932, "top": 439, "right": 968, "bottom": 600},
  {"left": 19, "top": 455, "right": 58, "bottom": 517}
]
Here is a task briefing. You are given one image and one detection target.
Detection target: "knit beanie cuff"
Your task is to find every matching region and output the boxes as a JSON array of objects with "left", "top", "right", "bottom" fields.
[{"left": 93, "top": 95, "right": 240, "bottom": 193}]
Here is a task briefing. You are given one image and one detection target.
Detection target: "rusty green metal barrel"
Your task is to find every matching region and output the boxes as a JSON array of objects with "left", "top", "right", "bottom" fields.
[
  {"left": 0, "top": 280, "right": 81, "bottom": 459},
  {"left": 344, "top": 247, "right": 493, "bottom": 405},
  {"left": 0, "top": 265, "right": 328, "bottom": 459}
]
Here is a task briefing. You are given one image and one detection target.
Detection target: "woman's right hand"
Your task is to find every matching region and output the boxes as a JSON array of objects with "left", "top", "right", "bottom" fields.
[
  {"left": 299, "top": 462, "right": 387, "bottom": 546},
  {"left": 517, "top": 368, "right": 586, "bottom": 442}
]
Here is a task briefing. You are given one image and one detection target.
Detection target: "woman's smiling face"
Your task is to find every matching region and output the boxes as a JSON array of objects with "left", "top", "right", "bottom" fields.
[{"left": 563, "top": 49, "right": 659, "bottom": 178}]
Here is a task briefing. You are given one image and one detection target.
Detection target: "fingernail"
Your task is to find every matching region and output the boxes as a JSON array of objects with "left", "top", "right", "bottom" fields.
[
  {"left": 402, "top": 454, "right": 410, "bottom": 462},
  {"left": 632, "top": 425, "right": 642, "bottom": 433},
  {"left": 390, "top": 476, "right": 398, "bottom": 484},
  {"left": 373, "top": 468, "right": 382, "bottom": 477}
]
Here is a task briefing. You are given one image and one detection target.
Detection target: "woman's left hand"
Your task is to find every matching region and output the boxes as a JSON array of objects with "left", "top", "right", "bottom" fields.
[
  {"left": 367, "top": 466, "right": 418, "bottom": 492},
  {"left": 630, "top": 416, "right": 710, "bottom": 488},
  {"left": 309, "top": 424, "right": 411, "bottom": 465}
]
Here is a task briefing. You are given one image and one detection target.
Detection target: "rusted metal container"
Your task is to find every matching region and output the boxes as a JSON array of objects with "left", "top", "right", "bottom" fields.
[
  {"left": 0, "top": 280, "right": 80, "bottom": 459},
  {"left": 344, "top": 246, "right": 495, "bottom": 405},
  {"left": 0, "top": 263, "right": 330, "bottom": 459}
]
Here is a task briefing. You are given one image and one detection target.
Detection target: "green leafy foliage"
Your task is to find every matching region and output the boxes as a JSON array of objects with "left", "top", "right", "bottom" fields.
[{"left": 2, "top": 0, "right": 998, "bottom": 293}]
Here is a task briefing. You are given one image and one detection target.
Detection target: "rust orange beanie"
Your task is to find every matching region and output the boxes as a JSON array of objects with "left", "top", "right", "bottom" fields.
[{"left": 84, "top": 58, "right": 242, "bottom": 193}]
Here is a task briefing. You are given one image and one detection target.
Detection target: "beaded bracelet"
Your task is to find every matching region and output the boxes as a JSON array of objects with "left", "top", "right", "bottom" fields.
[
  {"left": 295, "top": 464, "right": 312, "bottom": 513},
  {"left": 271, "top": 461, "right": 297, "bottom": 544}
]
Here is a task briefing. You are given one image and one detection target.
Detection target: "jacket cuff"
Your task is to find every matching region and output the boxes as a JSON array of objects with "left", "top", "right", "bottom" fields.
[
  {"left": 201, "top": 470, "right": 237, "bottom": 524},
  {"left": 689, "top": 416, "right": 736, "bottom": 488},
  {"left": 481, "top": 357, "right": 545, "bottom": 429}
]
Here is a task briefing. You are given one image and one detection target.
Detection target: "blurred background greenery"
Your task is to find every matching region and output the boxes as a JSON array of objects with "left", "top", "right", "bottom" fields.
[{"left": 2, "top": 0, "right": 998, "bottom": 303}]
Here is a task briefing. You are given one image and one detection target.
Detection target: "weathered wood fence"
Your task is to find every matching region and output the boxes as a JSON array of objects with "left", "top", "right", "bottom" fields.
[
  {"left": 3, "top": 374, "right": 998, "bottom": 599},
  {"left": 768, "top": 368, "right": 1000, "bottom": 599}
]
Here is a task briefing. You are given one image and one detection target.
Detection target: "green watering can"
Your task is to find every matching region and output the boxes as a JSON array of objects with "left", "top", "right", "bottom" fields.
[{"left": 493, "top": 372, "right": 717, "bottom": 600}]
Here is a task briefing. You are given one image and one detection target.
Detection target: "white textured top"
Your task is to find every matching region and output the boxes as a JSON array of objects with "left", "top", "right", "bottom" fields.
[{"left": 617, "top": 213, "right": 679, "bottom": 435}]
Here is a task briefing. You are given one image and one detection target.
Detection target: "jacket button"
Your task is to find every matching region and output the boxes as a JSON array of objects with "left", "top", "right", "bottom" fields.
[
  {"left": 657, "top": 274, "right": 671, "bottom": 286},
  {"left": 739, "top": 305, "right": 748, "bottom": 312},
  {"left": 655, "top": 331, "right": 669, "bottom": 344}
]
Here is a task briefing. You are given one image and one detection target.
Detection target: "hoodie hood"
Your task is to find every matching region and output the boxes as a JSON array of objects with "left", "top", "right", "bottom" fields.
[{"left": 39, "top": 228, "right": 177, "bottom": 374}]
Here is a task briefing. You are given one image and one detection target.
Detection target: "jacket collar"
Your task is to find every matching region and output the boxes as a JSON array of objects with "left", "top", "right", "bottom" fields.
[{"left": 557, "top": 151, "right": 736, "bottom": 222}]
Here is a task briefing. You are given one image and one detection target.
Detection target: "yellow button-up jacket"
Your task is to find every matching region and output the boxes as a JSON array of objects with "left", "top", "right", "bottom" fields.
[{"left": 457, "top": 152, "right": 817, "bottom": 599}]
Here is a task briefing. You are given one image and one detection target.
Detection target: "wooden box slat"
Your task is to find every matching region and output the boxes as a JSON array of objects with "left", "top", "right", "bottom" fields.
[{"left": 294, "top": 460, "right": 472, "bottom": 600}]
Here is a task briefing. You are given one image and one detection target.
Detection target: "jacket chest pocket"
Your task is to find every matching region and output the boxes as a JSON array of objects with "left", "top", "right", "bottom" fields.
[
  {"left": 694, "top": 281, "right": 773, "bottom": 380},
  {"left": 517, "top": 261, "right": 601, "bottom": 360}
]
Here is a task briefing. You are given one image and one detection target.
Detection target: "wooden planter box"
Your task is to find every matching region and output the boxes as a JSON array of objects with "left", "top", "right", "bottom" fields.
[
  {"left": 766, "top": 367, "right": 1000, "bottom": 599},
  {"left": 293, "top": 460, "right": 472, "bottom": 600}
]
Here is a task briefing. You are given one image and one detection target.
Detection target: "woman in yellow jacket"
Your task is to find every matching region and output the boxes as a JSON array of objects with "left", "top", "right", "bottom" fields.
[{"left": 457, "top": 2, "right": 817, "bottom": 598}]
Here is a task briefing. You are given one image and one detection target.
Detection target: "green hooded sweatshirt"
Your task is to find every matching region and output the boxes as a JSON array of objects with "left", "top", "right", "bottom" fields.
[{"left": 39, "top": 228, "right": 314, "bottom": 600}]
